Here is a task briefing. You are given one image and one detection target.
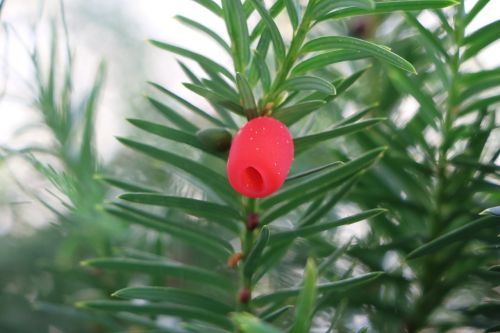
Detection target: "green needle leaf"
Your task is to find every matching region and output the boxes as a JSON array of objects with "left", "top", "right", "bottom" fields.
[
  {"left": 127, "top": 119, "right": 206, "bottom": 152},
  {"left": 81, "top": 258, "right": 234, "bottom": 292},
  {"left": 252, "top": 272, "right": 384, "bottom": 305},
  {"left": 313, "top": 0, "right": 375, "bottom": 18},
  {"left": 146, "top": 97, "right": 199, "bottom": 133},
  {"left": 221, "top": 0, "right": 251, "bottom": 73},
  {"left": 119, "top": 193, "right": 242, "bottom": 233},
  {"left": 290, "top": 259, "right": 318, "bottom": 333},
  {"left": 274, "top": 100, "right": 327, "bottom": 126},
  {"left": 184, "top": 83, "right": 245, "bottom": 116},
  {"left": 175, "top": 15, "right": 231, "bottom": 54},
  {"left": 77, "top": 300, "right": 233, "bottom": 330},
  {"left": 233, "top": 313, "right": 284, "bottom": 333},
  {"left": 236, "top": 73, "right": 259, "bottom": 119},
  {"left": 316, "top": 0, "right": 459, "bottom": 21},
  {"left": 294, "top": 118, "right": 385, "bottom": 153},
  {"left": 149, "top": 40, "right": 233, "bottom": 80},
  {"left": 262, "top": 147, "right": 386, "bottom": 209},
  {"left": 462, "top": 19, "right": 500, "bottom": 60},
  {"left": 270, "top": 209, "right": 386, "bottom": 243},
  {"left": 105, "top": 205, "right": 232, "bottom": 260},
  {"left": 284, "top": 0, "right": 300, "bottom": 31},
  {"left": 292, "top": 50, "right": 369, "bottom": 75},
  {"left": 113, "top": 287, "right": 232, "bottom": 314},
  {"left": 279, "top": 76, "right": 336, "bottom": 95},
  {"left": 407, "top": 216, "right": 500, "bottom": 259},
  {"left": 116, "top": 137, "right": 237, "bottom": 206},
  {"left": 302, "top": 36, "right": 416, "bottom": 74},
  {"left": 191, "top": 0, "right": 223, "bottom": 17},
  {"left": 243, "top": 226, "right": 270, "bottom": 278},
  {"left": 249, "top": 0, "right": 287, "bottom": 63}
]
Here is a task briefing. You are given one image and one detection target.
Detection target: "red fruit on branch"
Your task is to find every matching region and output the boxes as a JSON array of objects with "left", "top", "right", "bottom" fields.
[{"left": 227, "top": 117, "right": 294, "bottom": 198}]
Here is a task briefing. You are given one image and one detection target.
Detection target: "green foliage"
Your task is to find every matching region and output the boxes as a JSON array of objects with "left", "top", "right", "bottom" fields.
[
  {"left": 0, "top": 17, "right": 125, "bottom": 333},
  {"left": 3, "top": 0, "right": 499, "bottom": 332}
]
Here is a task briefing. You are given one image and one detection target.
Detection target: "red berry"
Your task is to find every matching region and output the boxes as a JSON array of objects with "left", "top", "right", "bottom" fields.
[{"left": 227, "top": 117, "right": 294, "bottom": 198}]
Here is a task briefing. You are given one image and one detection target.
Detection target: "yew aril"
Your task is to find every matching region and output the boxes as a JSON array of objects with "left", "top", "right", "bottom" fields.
[{"left": 227, "top": 117, "right": 294, "bottom": 198}]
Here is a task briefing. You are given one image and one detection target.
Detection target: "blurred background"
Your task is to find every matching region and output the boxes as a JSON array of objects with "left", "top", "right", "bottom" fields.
[{"left": 1, "top": 0, "right": 499, "bottom": 332}]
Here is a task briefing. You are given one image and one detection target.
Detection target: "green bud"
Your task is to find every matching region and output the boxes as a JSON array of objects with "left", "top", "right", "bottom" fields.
[{"left": 196, "top": 128, "right": 233, "bottom": 152}]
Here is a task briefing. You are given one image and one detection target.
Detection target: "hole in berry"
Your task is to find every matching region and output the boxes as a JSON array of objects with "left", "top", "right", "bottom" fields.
[{"left": 242, "top": 167, "right": 264, "bottom": 193}]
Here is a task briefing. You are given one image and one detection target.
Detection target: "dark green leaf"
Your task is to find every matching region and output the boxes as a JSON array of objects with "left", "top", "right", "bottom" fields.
[
  {"left": 284, "top": 0, "right": 300, "bottom": 31},
  {"left": 249, "top": 31, "right": 272, "bottom": 87},
  {"left": 77, "top": 300, "right": 233, "bottom": 330},
  {"left": 127, "top": 119, "right": 206, "bottom": 152},
  {"left": 106, "top": 205, "right": 232, "bottom": 260},
  {"left": 286, "top": 161, "right": 344, "bottom": 182},
  {"left": 290, "top": 259, "right": 318, "bottom": 333},
  {"left": 191, "top": 0, "right": 223, "bottom": 17},
  {"left": 146, "top": 97, "right": 199, "bottom": 133},
  {"left": 243, "top": 226, "right": 270, "bottom": 278},
  {"left": 113, "top": 287, "right": 232, "bottom": 314},
  {"left": 292, "top": 50, "right": 369, "bottom": 75},
  {"left": 261, "top": 306, "right": 292, "bottom": 322},
  {"left": 250, "top": 0, "right": 285, "bottom": 42},
  {"left": 175, "top": 15, "right": 231, "bottom": 54},
  {"left": 407, "top": 216, "right": 500, "bottom": 259},
  {"left": 236, "top": 73, "right": 259, "bottom": 118},
  {"left": 116, "top": 137, "right": 237, "bottom": 205},
  {"left": 302, "top": 36, "right": 416, "bottom": 74},
  {"left": 96, "top": 175, "right": 157, "bottom": 193},
  {"left": 313, "top": 0, "right": 375, "bottom": 18},
  {"left": 279, "top": 76, "right": 336, "bottom": 95},
  {"left": 261, "top": 171, "right": 358, "bottom": 225},
  {"left": 119, "top": 193, "right": 242, "bottom": 233},
  {"left": 254, "top": 49, "right": 272, "bottom": 93},
  {"left": 261, "top": 147, "right": 386, "bottom": 209},
  {"left": 249, "top": 0, "right": 286, "bottom": 62},
  {"left": 301, "top": 178, "right": 359, "bottom": 227},
  {"left": 81, "top": 258, "right": 234, "bottom": 291},
  {"left": 463, "top": 0, "right": 489, "bottom": 26},
  {"left": 387, "top": 69, "right": 440, "bottom": 127},
  {"left": 149, "top": 40, "right": 233, "bottom": 80},
  {"left": 294, "top": 118, "right": 385, "bottom": 153},
  {"left": 450, "top": 158, "right": 500, "bottom": 174},
  {"left": 336, "top": 104, "right": 378, "bottom": 126},
  {"left": 184, "top": 83, "right": 245, "bottom": 116},
  {"left": 233, "top": 313, "right": 284, "bottom": 333},
  {"left": 461, "top": 95, "right": 500, "bottom": 115},
  {"left": 149, "top": 82, "right": 227, "bottom": 127},
  {"left": 270, "top": 209, "right": 386, "bottom": 243},
  {"left": 221, "top": 0, "right": 251, "bottom": 72},
  {"left": 404, "top": 12, "right": 448, "bottom": 59},
  {"left": 252, "top": 272, "right": 384, "bottom": 305},
  {"left": 317, "top": 0, "right": 458, "bottom": 21},
  {"left": 274, "top": 100, "right": 327, "bottom": 126},
  {"left": 463, "top": 20, "right": 500, "bottom": 60}
]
